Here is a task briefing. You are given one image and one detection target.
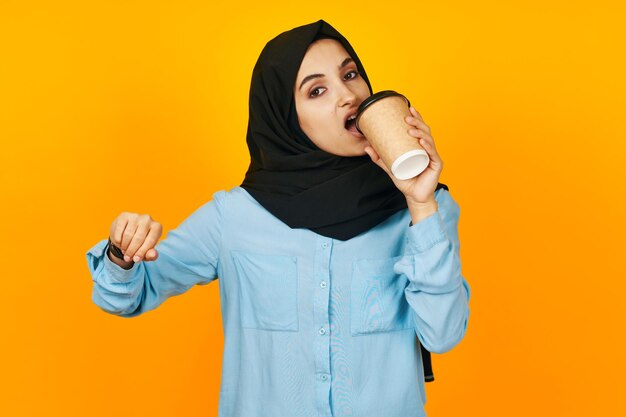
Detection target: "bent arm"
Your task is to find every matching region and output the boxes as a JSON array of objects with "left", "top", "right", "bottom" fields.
[
  {"left": 85, "top": 191, "right": 225, "bottom": 318},
  {"left": 394, "top": 188, "right": 471, "bottom": 353}
]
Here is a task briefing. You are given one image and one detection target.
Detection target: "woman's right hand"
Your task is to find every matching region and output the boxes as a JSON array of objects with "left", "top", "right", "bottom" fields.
[{"left": 109, "top": 212, "right": 163, "bottom": 263}]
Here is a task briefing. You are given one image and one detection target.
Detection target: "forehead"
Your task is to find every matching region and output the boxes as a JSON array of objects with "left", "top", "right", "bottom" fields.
[{"left": 297, "top": 39, "right": 351, "bottom": 74}]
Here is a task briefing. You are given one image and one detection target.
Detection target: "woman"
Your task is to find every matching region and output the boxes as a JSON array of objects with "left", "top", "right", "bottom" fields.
[{"left": 86, "top": 19, "right": 470, "bottom": 417}]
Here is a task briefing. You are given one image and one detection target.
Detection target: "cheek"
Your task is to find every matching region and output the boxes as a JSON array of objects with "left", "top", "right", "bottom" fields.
[
  {"left": 296, "top": 106, "right": 313, "bottom": 131},
  {"left": 301, "top": 105, "right": 334, "bottom": 131},
  {"left": 357, "top": 79, "right": 370, "bottom": 95},
  {"left": 299, "top": 108, "right": 340, "bottom": 149}
]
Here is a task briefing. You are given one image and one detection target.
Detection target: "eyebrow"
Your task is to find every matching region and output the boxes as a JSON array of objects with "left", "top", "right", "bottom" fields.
[{"left": 298, "top": 57, "right": 355, "bottom": 91}]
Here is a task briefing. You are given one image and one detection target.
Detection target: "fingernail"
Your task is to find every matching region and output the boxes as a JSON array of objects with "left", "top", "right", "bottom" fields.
[
  {"left": 133, "top": 256, "right": 141, "bottom": 262},
  {"left": 124, "top": 255, "right": 130, "bottom": 262}
]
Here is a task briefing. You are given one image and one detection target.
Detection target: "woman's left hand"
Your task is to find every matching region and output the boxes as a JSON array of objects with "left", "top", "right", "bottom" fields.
[{"left": 364, "top": 106, "right": 444, "bottom": 204}]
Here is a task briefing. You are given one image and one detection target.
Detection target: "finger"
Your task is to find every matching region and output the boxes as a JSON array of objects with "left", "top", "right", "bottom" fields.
[
  {"left": 406, "top": 129, "right": 439, "bottom": 159},
  {"left": 125, "top": 217, "right": 151, "bottom": 260},
  {"left": 407, "top": 127, "right": 430, "bottom": 139},
  {"left": 364, "top": 145, "right": 380, "bottom": 160},
  {"left": 364, "top": 145, "right": 379, "bottom": 162},
  {"left": 120, "top": 219, "right": 139, "bottom": 252},
  {"left": 133, "top": 223, "right": 162, "bottom": 262},
  {"left": 409, "top": 106, "right": 425, "bottom": 122},
  {"left": 417, "top": 136, "right": 442, "bottom": 164},
  {"left": 420, "top": 133, "right": 439, "bottom": 156},
  {"left": 409, "top": 129, "right": 434, "bottom": 145},
  {"left": 405, "top": 116, "right": 431, "bottom": 134},
  {"left": 145, "top": 248, "right": 159, "bottom": 261},
  {"left": 364, "top": 146, "right": 383, "bottom": 168},
  {"left": 364, "top": 146, "right": 392, "bottom": 176},
  {"left": 111, "top": 214, "right": 129, "bottom": 252}
]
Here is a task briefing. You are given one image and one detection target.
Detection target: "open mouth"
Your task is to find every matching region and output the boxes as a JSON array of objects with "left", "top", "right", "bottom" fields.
[{"left": 344, "top": 113, "right": 358, "bottom": 132}]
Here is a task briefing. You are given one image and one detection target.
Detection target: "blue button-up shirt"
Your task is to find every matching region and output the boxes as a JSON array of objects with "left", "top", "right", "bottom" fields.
[{"left": 86, "top": 186, "right": 470, "bottom": 417}]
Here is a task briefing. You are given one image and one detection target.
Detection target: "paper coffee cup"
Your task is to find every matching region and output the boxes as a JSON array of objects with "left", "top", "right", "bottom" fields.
[{"left": 355, "top": 90, "right": 430, "bottom": 180}]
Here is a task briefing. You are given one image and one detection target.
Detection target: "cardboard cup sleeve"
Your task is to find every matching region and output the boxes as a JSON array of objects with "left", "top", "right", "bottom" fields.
[{"left": 355, "top": 91, "right": 430, "bottom": 180}]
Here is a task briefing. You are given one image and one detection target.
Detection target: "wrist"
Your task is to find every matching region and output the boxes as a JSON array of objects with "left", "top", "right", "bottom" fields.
[
  {"left": 107, "top": 237, "right": 125, "bottom": 259},
  {"left": 107, "top": 238, "right": 134, "bottom": 268},
  {"left": 106, "top": 248, "right": 135, "bottom": 269},
  {"left": 404, "top": 191, "right": 436, "bottom": 206},
  {"left": 407, "top": 198, "right": 438, "bottom": 225}
]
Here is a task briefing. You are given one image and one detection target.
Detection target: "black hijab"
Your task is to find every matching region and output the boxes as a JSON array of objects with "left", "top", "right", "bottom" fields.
[
  {"left": 240, "top": 19, "right": 447, "bottom": 383},
  {"left": 240, "top": 19, "right": 448, "bottom": 241}
]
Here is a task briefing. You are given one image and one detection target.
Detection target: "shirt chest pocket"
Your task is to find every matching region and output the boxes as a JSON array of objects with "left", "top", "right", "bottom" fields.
[
  {"left": 351, "top": 255, "right": 413, "bottom": 336},
  {"left": 231, "top": 251, "right": 299, "bottom": 332}
]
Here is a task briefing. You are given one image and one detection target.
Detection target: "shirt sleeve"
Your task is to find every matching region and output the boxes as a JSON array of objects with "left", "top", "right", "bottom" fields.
[
  {"left": 85, "top": 190, "right": 225, "bottom": 318},
  {"left": 394, "top": 188, "right": 471, "bottom": 354}
]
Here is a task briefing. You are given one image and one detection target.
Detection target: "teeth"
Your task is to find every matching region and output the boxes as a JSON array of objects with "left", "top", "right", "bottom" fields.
[{"left": 347, "top": 114, "right": 356, "bottom": 121}]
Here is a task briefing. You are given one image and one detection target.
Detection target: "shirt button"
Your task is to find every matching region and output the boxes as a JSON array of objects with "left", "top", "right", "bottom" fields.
[
  {"left": 320, "top": 281, "right": 327, "bottom": 288},
  {"left": 322, "top": 242, "right": 328, "bottom": 249},
  {"left": 321, "top": 374, "right": 328, "bottom": 381},
  {"left": 319, "top": 327, "right": 326, "bottom": 335}
]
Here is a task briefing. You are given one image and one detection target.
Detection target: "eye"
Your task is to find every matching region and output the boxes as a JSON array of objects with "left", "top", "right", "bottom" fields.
[
  {"left": 309, "top": 87, "right": 326, "bottom": 98},
  {"left": 344, "top": 70, "right": 359, "bottom": 80}
]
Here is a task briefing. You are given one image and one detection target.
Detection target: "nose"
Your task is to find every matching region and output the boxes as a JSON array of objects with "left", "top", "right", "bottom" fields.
[{"left": 337, "top": 82, "right": 357, "bottom": 108}]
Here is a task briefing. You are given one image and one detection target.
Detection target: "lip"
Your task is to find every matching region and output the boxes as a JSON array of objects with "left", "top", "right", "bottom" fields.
[
  {"left": 342, "top": 104, "right": 363, "bottom": 138},
  {"left": 343, "top": 112, "right": 364, "bottom": 138},
  {"left": 343, "top": 108, "right": 364, "bottom": 138},
  {"left": 347, "top": 128, "right": 365, "bottom": 138},
  {"left": 343, "top": 108, "right": 359, "bottom": 127}
]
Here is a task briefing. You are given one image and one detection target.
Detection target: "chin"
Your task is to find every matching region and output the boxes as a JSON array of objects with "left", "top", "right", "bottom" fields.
[
  {"left": 323, "top": 131, "right": 370, "bottom": 157},
  {"left": 356, "top": 138, "right": 371, "bottom": 152},
  {"left": 348, "top": 138, "right": 371, "bottom": 156},
  {"left": 343, "top": 144, "right": 369, "bottom": 157}
]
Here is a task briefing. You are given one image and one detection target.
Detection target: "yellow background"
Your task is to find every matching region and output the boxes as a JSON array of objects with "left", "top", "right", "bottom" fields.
[{"left": 1, "top": 0, "right": 625, "bottom": 416}]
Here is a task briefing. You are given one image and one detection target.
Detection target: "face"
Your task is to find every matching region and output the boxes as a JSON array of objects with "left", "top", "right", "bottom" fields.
[{"left": 293, "top": 38, "right": 372, "bottom": 156}]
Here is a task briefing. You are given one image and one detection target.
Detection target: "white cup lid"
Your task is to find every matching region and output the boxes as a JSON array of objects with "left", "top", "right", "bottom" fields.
[{"left": 391, "top": 149, "right": 430, "bottom": 180}]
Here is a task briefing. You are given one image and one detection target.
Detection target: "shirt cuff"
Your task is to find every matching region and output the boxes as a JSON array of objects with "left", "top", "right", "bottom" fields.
[
  {"left": 87, "top": 238, "right": 141, "bottom": 283},
  {"left": 405, "top": 211, "right": 448, "bottom": 253}
]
